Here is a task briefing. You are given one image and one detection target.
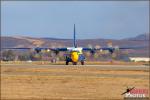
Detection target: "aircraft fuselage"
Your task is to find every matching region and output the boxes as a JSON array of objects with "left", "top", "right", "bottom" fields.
[{"left": 65, "top": 47, "right": 85, "bottom": 65}]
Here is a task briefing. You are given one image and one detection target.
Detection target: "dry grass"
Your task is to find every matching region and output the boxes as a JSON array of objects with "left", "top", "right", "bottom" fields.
[{"left": 1, "top": 64, "right": 149, "bottom": 100}]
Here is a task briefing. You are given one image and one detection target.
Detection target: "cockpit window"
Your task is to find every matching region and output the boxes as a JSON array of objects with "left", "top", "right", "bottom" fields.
[{"left": 71, "top": 50, "right": 80, "bottom": 53}]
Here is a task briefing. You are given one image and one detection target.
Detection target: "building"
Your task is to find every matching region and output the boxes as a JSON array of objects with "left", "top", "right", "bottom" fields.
[{"left": 129, "top": 57, "right": 150, "bottom": 62}]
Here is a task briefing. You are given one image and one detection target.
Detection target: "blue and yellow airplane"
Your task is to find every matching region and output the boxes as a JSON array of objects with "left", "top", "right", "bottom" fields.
[{"left": 2, "top": 24, "right": 142, "bottom": 65}]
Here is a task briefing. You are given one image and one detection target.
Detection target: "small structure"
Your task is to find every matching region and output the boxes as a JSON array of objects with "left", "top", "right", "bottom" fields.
[{"left": 129, "top": 57, "right": 150, "bottom": 62}]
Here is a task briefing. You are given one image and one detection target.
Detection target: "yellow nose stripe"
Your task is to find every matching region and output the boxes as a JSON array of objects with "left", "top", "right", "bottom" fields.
[{"left": 71, "top": 52, "right": 79, "bottom": 62}]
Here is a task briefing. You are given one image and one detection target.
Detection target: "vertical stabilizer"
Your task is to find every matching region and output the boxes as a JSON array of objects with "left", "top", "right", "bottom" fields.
[{"left": 73, "top": 24, "right": 77, "bottom": 48}]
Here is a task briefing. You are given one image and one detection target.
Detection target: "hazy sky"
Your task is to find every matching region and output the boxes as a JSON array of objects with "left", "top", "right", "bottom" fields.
[{"left": 1, "top": 1, "right": 149, "bottom": 39}]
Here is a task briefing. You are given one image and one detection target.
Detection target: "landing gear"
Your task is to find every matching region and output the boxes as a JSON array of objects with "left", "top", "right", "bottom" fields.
[
  {"left": 81, "top": 61, "right": 84, "bottom": 65},
  {"left": 72, "top": 62, "right": 77, "bottom": 65},
  {"left": 65, "top": 56, "right": 70, "bottom": 65},
  {"left": 66, "top": 61, "right": 69, "bottom": 65}
]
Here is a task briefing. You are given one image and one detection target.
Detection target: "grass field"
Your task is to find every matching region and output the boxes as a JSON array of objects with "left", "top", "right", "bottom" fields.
[{"left": 1, "top": 62, "right": 149, "bottom": 100}]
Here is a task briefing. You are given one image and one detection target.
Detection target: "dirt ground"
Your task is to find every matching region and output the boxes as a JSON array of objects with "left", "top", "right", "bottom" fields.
[{"left": 1, "top": 63, "right": 149, "bottom": 100}]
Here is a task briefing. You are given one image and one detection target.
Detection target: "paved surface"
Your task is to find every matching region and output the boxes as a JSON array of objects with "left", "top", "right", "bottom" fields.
[
  {"left": 1, "top": 64, "right": 149, "bottom": 71},
  {"left": 1, "top": 64, "right": 149, "bottom": 79}
]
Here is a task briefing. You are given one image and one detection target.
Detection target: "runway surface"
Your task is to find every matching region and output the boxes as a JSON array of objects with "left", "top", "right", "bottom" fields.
[
  {"left": 1, "top": 64, "right": 149, "bottom": 79},
  {"left": 1, "top": 64, "right": 149, "bottom": 71}
]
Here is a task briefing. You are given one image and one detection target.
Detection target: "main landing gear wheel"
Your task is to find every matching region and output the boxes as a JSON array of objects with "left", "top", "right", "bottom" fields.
[
  {"left": 66, "top": 61, "right": 69, "bottom": 65},
  {"left": 81, "top": 61, "right": 84, "bottom": 65}
]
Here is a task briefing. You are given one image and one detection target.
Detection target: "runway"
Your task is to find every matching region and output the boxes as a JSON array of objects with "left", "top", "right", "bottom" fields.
[
  {"left": 1, "top": 64, "right": 149, "bottom": 79},
  {"left": 1, "top": 63, "right": 149, "bottom": 71}
]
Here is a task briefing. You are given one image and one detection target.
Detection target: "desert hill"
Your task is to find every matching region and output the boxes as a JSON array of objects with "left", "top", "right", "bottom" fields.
[{"left": 1, "top": 33, "right": 149, "bottom": 57}]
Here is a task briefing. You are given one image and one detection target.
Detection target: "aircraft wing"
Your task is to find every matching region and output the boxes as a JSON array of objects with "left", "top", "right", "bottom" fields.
[
  {"left": 82, "top": 46, "right": 144, "bottom": 54},
  {"left": 82, "top": 47, "right": 112, "bottom": 51},
  {"left": 116, "top": 46, "right": 145, "bottom": 50},
  {"left": 50, "top": 48, "right": 67, "bottom": 51},
  {"left": 2, "top": 47, "right": 32, "bottom": 50},
  {"left": 1, "top": 47, "right": 68, "bottom": 51},
  {"left": 82, "top": 46, "right": 144, "bottom": 51}
]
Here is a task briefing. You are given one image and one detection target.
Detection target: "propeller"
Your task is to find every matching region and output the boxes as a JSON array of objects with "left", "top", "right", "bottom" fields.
[
  {"left": 54, "top": 50, "right": 59, "bottom": 55},
  {"left": 107, "top": 41, "right": 120, "bottom": 54},
  {"left": 30, "top": 39, "right": 45, "bottom": 53},
  {"left": 90, "top": 49, "right": 96, "bottom": 55},
  {"left": 87, "top": 44, "right": 97, "bottom": 56},
  {"left": 108, "top": 48, "right": 115, "bottom": 54}
]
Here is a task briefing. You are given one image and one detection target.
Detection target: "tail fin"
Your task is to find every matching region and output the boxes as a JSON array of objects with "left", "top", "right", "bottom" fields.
[{"left": 73, "top": 24, "right": 77, "bottom": 48}]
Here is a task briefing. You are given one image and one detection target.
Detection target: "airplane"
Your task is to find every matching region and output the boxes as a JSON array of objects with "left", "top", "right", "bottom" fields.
[
  {"left": 2, "top": 24, "right": 143, "bottom": 65},
  {"left": 121, "top": 87, "right": 135, "bottom": 95}
]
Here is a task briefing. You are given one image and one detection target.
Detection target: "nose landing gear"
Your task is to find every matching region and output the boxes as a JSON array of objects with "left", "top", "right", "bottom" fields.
[{"left": 72, "top": 62, "right": 77, "bottom": 65}]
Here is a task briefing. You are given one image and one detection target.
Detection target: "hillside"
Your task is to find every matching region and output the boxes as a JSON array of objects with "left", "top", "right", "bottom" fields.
[
  {"left": 124, "top": 33, "right": 149, "bottom": 41},
  {"left": 1, "top": 34, "right": 149, "bottom": 57}
]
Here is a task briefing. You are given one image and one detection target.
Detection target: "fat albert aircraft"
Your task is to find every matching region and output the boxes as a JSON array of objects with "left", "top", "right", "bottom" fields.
[{"left": 2, "top": 24, "right": 142, "bottom": 65}]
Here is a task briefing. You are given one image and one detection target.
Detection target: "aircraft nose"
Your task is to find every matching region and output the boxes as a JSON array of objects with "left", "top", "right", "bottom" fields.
[{"left": 71, "top": 52, "right": 79, "bottom": 62}]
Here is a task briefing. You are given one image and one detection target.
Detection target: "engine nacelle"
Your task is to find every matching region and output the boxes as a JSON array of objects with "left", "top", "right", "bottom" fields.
[
  {"left": 90, "top": 49, "right": 96, "bottom": 55},
  {"left": 35, "top": 47, "right": 42, "bottom": 53},
  {"left": 54, "top": 50, "right": 59, "bottom": 55},
  {"left": 108, "top": 48, "right": 115, "bottom": 54}
]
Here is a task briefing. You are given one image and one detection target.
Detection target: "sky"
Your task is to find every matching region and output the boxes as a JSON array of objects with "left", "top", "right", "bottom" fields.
[{"left": 1, "top": 1, "right": 149, "bottom": 39}]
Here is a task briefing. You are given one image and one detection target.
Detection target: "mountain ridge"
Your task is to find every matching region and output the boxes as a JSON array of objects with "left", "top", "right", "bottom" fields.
[{"left": 1, "top": 33, "right": 149, "bottom": 57}]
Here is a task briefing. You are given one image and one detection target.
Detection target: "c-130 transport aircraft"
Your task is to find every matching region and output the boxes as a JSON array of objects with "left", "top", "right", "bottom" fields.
[{"left": 2, "top": 24, "right": 142, "bottom": 65}]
